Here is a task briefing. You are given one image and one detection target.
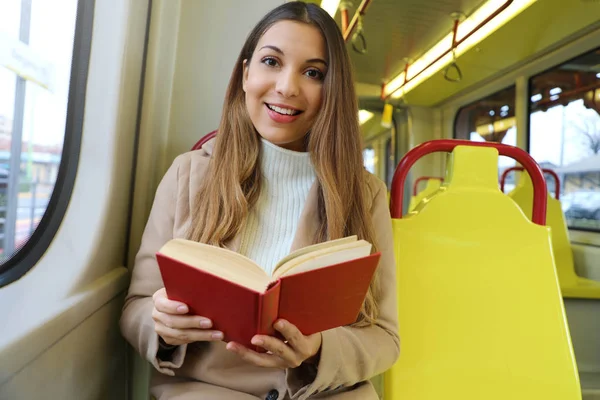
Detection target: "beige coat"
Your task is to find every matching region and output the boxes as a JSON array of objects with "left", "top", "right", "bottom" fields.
[{"left": 119, "top": 139, "right": 399, "bottom": 400}]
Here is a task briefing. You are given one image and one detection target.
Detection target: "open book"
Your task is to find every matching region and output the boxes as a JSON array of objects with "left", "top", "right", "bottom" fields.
[{"left": 157, "top": 236, "right": 381, "bottom": 350}]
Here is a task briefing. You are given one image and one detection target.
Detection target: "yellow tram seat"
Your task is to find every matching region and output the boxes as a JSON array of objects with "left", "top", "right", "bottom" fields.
[
  {"left": 384, "top": 145, "right": 581, "bottom": 400},
  {"left": 408, "top": 178, "right": 442, "bottom": 212},
  {"left": 508, "top": 172, "right": 600, "bottom": 299}
]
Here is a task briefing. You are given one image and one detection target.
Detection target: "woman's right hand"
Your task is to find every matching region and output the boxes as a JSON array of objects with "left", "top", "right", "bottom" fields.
[{"left": 152, "top": 288, "right": 224, "bottom": 346}]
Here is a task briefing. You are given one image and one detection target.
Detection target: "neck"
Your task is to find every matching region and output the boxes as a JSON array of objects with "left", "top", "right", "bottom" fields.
[
  {"left": 238, "top": 138, "right": 316, "bottom": 275},
  {"left": 260, "top": 138, "right": 314, "bottom": 181}
]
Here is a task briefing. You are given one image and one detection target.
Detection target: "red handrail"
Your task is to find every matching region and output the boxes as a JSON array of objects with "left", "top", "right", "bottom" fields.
[
  {"left": 500, "top": 166, "right": 560, "bottom": 199},
  {"left": 340, "top": 3, "right": 350, "bottom": 34},
  {"left": 413, "top": 176, "right": 443, "bottom": 196},
  {"left": 390, "top": 139, "right": 547, "bottom": 225},
  {"left": 192, "top": 130, "right": 217, "bottom": 151}
]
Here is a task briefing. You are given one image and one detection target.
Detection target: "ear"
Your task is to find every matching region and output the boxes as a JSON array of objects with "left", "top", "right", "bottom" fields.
[{"left": 242, "top": 59, "right": 249, "bottom": 93}]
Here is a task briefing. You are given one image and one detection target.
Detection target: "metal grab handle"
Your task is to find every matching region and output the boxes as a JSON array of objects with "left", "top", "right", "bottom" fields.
[
  {"left": 443, "top": 62, "right": 463, "bottom": 82},
  {"left": 352, "top": 30, "right": 367, "bottom": 54},
  {"left": 390, "top": 139, "right": 548, "bottom": 226},
  {"left": 413, "top": 176, "right": 443, "bottom": 196},
  {"left": 500, "top": 166, "right": 560, "bottom": 199}
]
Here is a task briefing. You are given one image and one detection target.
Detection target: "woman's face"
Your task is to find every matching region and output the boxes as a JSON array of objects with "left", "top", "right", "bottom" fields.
[{"left": 243, "top": 20, "right": 327, "bottom": 152}]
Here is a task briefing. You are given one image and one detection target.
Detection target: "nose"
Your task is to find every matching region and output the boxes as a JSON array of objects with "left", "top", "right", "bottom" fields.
[{"left": 275, "top": 68, "right": 300, "bottom": 98}]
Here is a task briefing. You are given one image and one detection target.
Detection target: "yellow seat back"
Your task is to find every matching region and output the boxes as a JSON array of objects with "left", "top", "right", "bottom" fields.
[
  {"left": 384, "top": 146, "right": 581, "bottom": 400},
  {"left": 508, "top": 172, "right": 600, "bottom": 299},
  {"left": 408, "top": 179, "right": 442, "bottom": 212}
]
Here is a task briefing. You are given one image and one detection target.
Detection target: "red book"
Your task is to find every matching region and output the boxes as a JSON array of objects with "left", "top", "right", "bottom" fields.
[{"left": 156, "top": 236, "right": 380, "bottom": 352}]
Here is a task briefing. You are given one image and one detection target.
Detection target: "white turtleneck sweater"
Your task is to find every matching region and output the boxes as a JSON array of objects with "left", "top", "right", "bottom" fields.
[{"left": 238, "top": 139, "right": 316, "bottom": 276}]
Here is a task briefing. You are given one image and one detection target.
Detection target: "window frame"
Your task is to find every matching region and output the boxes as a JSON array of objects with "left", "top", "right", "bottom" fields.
[
  {"left": 452, "top": 84, "right": 517, "bottom": 142},
  {"left": 443, "top": 26, "right": 600, "bottom": 241},
  {"left": 526, "top": 47, "right": 600, "bottom": 233},
  {"left": 452, "top": 50, "right": 600, "bottom": 234},
  {"left": 0, "top": 0, "right": 94, "bottom": 287}
]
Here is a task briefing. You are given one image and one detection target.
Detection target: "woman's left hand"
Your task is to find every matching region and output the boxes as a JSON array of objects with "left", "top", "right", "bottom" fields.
[{"left": 226, "top": 319, "right": 322, "bottom": 369}]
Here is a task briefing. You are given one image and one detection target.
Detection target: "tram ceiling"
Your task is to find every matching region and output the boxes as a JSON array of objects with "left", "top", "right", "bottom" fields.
[
  {"left": 307, "top": 0, "right": 600, "bottom": 107},
  {"left": 306, "top": 0, "right": 484, "bottom": 96},
  {"left": 407, "top": 0, "right": 600, "bottom": 107},
  {"left": 341, "top": 0, "right": 486, "bottom": 86}
]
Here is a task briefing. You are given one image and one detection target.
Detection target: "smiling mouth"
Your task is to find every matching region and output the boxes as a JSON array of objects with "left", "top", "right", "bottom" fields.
[{"left": 265, "top": 103, "right": 303, "bottom": 116}]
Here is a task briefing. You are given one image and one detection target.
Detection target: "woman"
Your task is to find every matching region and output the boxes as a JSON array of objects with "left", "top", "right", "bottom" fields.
[{"left": 120, "top": 2, "right": 399, "bottom": 399}]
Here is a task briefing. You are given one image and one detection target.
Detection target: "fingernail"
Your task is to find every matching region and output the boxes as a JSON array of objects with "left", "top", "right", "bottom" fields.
[
  {"left": 251, "top": 337, "right": 263, "bottom": 346},
  {"left": 177, "top": 305, "right": 187, "bottom": 313},
  {"left": 276, "top": 320, "right": 285, "bottom": 329},
  {"left": 200, "top": 319, "right": 212, "bottom": 328},
  {"left": 211, "top": 332, "right": 223, "bottom": 340}
]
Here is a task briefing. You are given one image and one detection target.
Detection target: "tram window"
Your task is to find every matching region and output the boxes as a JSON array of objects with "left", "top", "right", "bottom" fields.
[
  {"left": 0, "top": 0, "right": 89, "bottom": 286},
  {"left": 454, "top": 85, "right": 517, "bottom": 189},
  {"left": 363, "top": 147, "right": 376, "bottom": 174},
  {"left": 529, "top": 47, "right": 600, "bottom": 232}
]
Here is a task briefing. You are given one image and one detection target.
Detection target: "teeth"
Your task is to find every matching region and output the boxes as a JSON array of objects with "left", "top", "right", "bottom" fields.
[{"left": 267, "top": 104, "right": 299, "bottom": 116}]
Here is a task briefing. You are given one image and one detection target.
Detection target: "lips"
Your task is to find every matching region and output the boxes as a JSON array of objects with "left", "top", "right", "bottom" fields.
[
  {"left": 265, "top": 103, "right": 303, "bottom": 124},
  {"left": 265, "top": 103, "right": 303, "bottom": 116}
]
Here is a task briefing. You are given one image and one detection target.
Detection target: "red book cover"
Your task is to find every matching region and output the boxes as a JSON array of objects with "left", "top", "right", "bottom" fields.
[
  {"left": 277, "top": 252, "right": 381, "bottom": 335},
  {"left": 157, "top": 253, "right": 280, "bottom": 351},
  {"left": 156, "top": 251, "right": 381, "bottom": 351}
]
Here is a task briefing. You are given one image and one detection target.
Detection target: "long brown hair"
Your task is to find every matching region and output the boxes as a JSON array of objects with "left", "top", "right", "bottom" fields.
[{"left": 187, "top": 1, "right": 379, "bottom": 326}]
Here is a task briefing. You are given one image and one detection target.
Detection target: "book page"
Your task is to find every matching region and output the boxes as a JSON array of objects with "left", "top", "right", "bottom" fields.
[
  {"left": 159, "top": 239, "right": 271, "bottom": 292},
  {"left": 272, "top": 236, "right": 358, "bottom": 276},
  {"left": 273, "top": 240, "right": 372, "bottom": 279}
]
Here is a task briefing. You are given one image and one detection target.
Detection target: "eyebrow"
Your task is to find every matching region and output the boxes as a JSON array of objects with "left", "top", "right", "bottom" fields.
[{"left": 259, "top": 45, "right": 328, "bottom": 67}]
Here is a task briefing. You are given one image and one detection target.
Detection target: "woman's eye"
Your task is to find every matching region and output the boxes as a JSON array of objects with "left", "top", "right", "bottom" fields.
[
  {"left": 305, "top": 69, "right": 324, "bottom": 80},
  {"left": 262, "top": 57, "right": 279, "bottom": 67}
]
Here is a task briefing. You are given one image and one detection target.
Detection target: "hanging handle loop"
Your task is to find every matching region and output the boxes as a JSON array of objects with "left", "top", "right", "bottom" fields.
[
  {"left": 444, "top": 53, "right": 463, "bottom": 82},
  {"left": 444, "top": 15, "right": 463, "bottom": 82},
  {"left": 352, "top": 16, "right": 367, "bottom": 54}
]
